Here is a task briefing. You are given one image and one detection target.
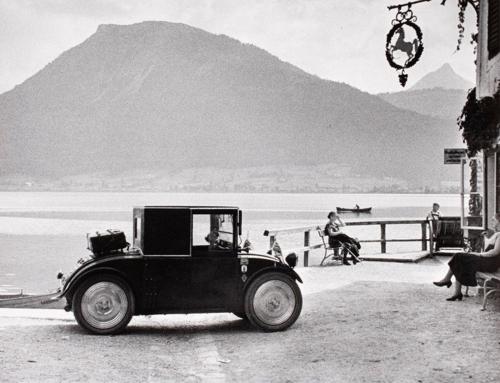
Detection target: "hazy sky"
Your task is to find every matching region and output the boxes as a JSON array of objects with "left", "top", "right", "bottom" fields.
[{"left": 0, "top": 0, "right": 478, "bottom": 94}]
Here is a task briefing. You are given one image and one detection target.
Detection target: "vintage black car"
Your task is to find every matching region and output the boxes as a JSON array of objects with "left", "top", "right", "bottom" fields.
[{"left": 56, "top": 206, "right": 303, "bottom": 334}]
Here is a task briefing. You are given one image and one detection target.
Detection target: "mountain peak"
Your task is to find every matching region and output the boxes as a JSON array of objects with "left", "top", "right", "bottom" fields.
[
  {"left": 437, "top": 63, "right": 453, "bottom": 72},
  {"left": 410, "top": 63, "right": 474, "bottom": 91},
  {"left": 96, "top": 21, "right": 194, "bottom": 32}
]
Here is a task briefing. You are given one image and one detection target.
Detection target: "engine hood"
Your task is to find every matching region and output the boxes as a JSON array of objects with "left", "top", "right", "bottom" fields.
[{"left": 239, "top": 252, "right": 283, "bottom": 263}]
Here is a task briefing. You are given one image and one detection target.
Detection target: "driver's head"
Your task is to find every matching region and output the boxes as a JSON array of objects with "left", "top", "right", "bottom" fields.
[{"left": 205, "top": 228, "right": 219, "bottom": 244}]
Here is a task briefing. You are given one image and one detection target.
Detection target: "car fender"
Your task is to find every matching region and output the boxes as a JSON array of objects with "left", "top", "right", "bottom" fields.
[
  {"left": 63, "top": 266, "right": 127, "bottom": 298},
  {"left": 240, "top": 253, "right": 302, "bottom": 283},
  {"left": 287, "top": 267, "right": 303, "bottom": 283},
  {"left": 62, "top": 256, "right": 143, "bottom": 301},
  {"left": 245, "top": 264, "right": 303, "bottom": 290}
]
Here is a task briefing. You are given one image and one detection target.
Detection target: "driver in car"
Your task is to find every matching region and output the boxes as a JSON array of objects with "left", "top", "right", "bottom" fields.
[{"left": 205, "top": 228, "right": 231, "bottom": 250}]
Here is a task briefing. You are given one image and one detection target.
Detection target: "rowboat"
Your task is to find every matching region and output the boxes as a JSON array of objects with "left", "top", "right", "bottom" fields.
[{"left": 336, "top": 207, "right": 372, "bottom": 213}]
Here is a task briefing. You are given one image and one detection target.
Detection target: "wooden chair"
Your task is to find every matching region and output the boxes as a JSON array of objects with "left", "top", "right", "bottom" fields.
[
  {"left": 476, "top": 271, "right": 500, "bottom": 310},
  {"left": 317, "top": 229, "right": 360, "bottom": 266},
  {"left": 434, "top": 216, "right": 464, "bottom": 252}
]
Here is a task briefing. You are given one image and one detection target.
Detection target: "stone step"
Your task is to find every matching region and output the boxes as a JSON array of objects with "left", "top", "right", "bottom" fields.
[{"left": 360, "top": 251, "right": 430, "bottom": 263}]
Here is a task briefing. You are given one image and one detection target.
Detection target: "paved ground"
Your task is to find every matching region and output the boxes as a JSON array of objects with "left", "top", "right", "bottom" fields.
[{"left": 0, "top": 257, "right": 499, "bottom": 383}]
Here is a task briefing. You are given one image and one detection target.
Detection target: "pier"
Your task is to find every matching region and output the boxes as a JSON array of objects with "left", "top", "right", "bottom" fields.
[{"left": 264, "top": 218, "right": 433, "bottom": 266}]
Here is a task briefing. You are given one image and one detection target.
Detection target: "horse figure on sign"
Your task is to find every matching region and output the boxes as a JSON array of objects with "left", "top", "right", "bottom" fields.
[{"left": 390, "top": 27, "right": 418, "bottom": 62}]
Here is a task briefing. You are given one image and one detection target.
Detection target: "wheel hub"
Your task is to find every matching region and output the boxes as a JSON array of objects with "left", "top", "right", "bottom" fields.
[
  {"left": 95, "top": 296, "right": 112, "bottom": 314},
  {"left": 266, "top": 296, "right": 281, "bottom": 312}
]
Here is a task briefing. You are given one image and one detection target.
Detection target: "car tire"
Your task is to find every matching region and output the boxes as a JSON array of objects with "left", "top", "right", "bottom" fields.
[
  {"left": 244, "top": 272, "right": 302, "bottom": 332},
  {"left": 73, "top": 274, "right": 134, "bottom": 335}
]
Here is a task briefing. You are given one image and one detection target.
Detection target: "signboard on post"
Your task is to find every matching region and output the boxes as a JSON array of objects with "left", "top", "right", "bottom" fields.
[{"left": 444, "top": 148, "right": 467, "bottom": 164}]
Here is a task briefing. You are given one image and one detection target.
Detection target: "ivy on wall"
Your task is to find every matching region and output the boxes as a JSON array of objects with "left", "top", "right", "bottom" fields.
[
  {"left": 441, "top": 0, "right": 479, "bottom": 52},
  {"left": 458, "top": 87, "right": 500, "bottom": 157}
]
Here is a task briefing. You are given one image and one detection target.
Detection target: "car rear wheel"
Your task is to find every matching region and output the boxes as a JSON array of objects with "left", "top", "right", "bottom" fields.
[
  {"left": 73, "top": 274, "right": 134, "bottom": 335},
  {"left": 244, "top": 272, "right": 302, "bottom": 332}
]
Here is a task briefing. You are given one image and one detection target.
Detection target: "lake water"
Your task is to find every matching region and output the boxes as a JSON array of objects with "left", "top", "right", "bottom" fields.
[{"left": 0, "top": 192, "right": 461, "bottom": 293}]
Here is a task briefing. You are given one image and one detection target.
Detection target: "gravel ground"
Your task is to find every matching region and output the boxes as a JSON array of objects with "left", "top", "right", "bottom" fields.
[{"left": 0, "top": 258, "right": 499, "bottom": 383}]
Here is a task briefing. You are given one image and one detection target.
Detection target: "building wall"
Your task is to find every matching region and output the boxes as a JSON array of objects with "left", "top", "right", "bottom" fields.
[
  {"left": 477, "top": 0, "right": 500, "bottom": 98},
  {"left": 477, "top": 0, "right": 500, "bottom": 228}
]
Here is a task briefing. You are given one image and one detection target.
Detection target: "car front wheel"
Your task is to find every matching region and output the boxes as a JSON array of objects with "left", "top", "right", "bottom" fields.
[
  {"left": 244, "top": 272, "right": 302, "bottom": 332},
  {"left": 73, "top": 274, "right": 134, "bottom": 335}
]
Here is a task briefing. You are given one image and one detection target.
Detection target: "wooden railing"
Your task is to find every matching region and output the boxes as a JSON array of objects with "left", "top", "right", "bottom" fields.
[{"left": 263, "top": 218, "right": 432, "bottom": 267}]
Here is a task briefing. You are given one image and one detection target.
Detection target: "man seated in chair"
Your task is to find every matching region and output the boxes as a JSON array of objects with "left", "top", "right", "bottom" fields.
[{"left": 324, "top": 211, "right": 360, "bottom": 265}]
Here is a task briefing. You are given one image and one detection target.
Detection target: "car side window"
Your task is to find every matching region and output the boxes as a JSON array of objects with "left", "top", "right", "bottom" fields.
[
  {"left": 193, "top": 214, "right": 211, "bottom": 246},
  {"left": 192, "top": 213, "right": 234, "bottom": 254},
  {"left": 133, "top": 217, "right": 141, "bottom": 248}
]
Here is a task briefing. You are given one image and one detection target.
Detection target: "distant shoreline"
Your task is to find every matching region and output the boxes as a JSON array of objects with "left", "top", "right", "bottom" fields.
[{"left": 0, "top": 189, "right": 459, "bottom": 194}]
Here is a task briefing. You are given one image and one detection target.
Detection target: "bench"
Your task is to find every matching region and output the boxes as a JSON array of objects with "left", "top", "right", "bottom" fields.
[{"left": 476, "top": 270, "right": 500, "bottom": 310}]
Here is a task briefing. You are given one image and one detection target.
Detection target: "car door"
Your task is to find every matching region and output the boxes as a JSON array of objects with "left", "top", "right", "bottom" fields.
[
  {"left": 189, "top": 254, "right": 239, "bottom": 311},
  {"left": 189, "top": 210, "right": 240, "bottom": 310}
]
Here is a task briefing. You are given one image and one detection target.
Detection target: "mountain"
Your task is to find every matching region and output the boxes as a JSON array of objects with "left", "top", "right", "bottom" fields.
[
  {"left": 378, "top": 88, "right": 467, "bottom": 120},
  {"left": 410, "top": 63, "right": 474, "bottom": 91},
  {"left": 0, "top": 21, "right": 462, "bottom": 190},
  {"left": 377, "top": 64, "right": 472, "bottom": 120}
]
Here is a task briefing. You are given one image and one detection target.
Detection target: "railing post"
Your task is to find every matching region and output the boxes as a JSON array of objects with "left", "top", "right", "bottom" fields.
[
  {"left": 421, "top": 222, "right": 427, "bottom": 251},
  {"left": 380, "top": 223, "right": 386, "bottom": 253},
  {"left": 428, "top": 221, "right": 434, "bottom": 256},
  {"left": 303, "top": 230, "right": 310, "bottom": 267}
]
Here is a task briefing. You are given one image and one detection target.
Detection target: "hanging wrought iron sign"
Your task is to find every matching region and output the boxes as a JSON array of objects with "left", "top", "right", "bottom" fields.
[{"left": 386, "top": 1, "right": 428, "bottom": 87}]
